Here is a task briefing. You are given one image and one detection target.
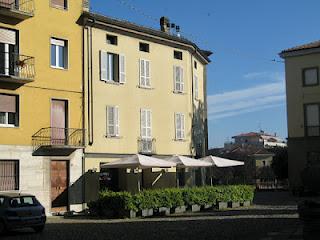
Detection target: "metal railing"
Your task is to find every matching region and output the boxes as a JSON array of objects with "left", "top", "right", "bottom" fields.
[
  {"left": 32, "top": 127, "right": 85, "bottom": 152},
  {"left": 0, "top": 52, "right": 35, "bottom": 80},
  {"left": 0, "top": 0, "right": 34, "bottom": 15},
  {"left": 83, "top": 0, "right": 89, "bottom": 10},
  {"left": 138, "top": 138, "right": 156, "bottom": 155}
]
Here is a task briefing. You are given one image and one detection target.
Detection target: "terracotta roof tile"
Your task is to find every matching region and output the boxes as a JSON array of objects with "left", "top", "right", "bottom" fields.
[{"left": 281, "top": 40, "right": 320, "bottom": 54}]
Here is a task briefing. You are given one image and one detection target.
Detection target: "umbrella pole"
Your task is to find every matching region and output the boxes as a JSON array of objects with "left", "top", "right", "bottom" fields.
[{"left": 138, "top": 180, "right": 141, "bottom": 192}]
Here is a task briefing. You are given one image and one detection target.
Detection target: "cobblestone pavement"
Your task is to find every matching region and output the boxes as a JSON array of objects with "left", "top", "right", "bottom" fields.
[{"left": 1, "top": 191, "right": 306, "bottom": 240}]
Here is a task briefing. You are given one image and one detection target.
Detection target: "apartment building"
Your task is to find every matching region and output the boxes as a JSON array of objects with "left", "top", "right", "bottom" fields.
[
  {"left": 0, "top": 0, "right": 87, "bottom": 214},
  {"left": 280, "top": 40, "right": 320, "bottom": 192},
  {"left": 79, "top": 13, "right": 211, "bottom": 195}
]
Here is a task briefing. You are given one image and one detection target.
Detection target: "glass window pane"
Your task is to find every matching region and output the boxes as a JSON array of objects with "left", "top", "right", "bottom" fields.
[
  {"left": 0, "top": 112, "right": 6, "bottom": 124},
  {"left": 8, "top": 112, "right": 15, "bottom": 125},
  {"left": 304, "top": 68, "right": 318, "bottom": 85},
  {"left": 58, "top": 46, "right": 64, "bottom": 68},
  {"left": 51, "top": 44, "right": 56, "bottom": 66},
  {"left": 306, "top": 105, "right": 319, "bottom": 126}
]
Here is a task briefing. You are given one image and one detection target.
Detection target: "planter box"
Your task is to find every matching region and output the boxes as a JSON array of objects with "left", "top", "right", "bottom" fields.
[
  {"left": 142, "top": 208, "right": 153, "bottom": 217},
  {"left": 158, "top": 207, "right": 170, "bottom": 216},
  {"left": 119, "top": 210, "right": 137, "bottom": 218},
  {"left": 231, "top": 202, "right": 240, "bottom": 209},
  {"left": 218, "top": 202, "right": 228, "bottom": 210},
  {"left": 203, "top": 204, "right": 213, "bottom": 210},
  {"left": 242, "top": 201, "right": 251, "bottom": 207},
  {"left": 191, "top": 204, "right": 201, "bottom": 212},
  {"left": 174, "top": 206, "right": 186, "bottom": 214}
]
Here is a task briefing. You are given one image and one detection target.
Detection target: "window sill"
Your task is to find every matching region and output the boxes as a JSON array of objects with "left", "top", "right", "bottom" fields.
[
  {"left": 50, "top": 4, "right": 68, "bottom": 11},
  {"left": 102, "top": 80, "right": 124, "bottom": 85},
  {"left": 138, "top": 85, "right": 154, "bottom": 90},
  {"left": 51, "top": 66, "right": 68, "bottom": 71},
  {"left": 173, "top": 91, "right": 186, "bottom": 95},
  {"left": 0, "top": 124, "right": 17, "bottom": 128},
  {"left": 174, "top": 139, "right": 187, "bottom": 142},
  {"left": 105, "top": 135, "right": 122, "bottom": 139}
]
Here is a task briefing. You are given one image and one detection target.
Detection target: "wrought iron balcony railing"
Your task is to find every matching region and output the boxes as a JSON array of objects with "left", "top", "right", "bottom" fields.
[
  {"left": 32, "top": 127, "right": 85, "bottom": 152},
  {"left": 0, "top": 52, "right": 35, "bottom": 83},
  {"left": 83, "top": 0, "right": 89, "bottom": 10},
  {"left": 0, "top": 0, "right": 34, "bottom": 17},
  {"left": 138, "top": 138, "right": 156, "bottom": 155}
]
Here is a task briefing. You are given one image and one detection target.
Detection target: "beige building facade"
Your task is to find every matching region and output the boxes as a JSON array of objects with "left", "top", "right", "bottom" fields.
[
  {"left": 79, "top": 13, "right": 211, "bottom": 195},
  {"left": 280, "top": 41, "right": 320, "bottom": 192}
]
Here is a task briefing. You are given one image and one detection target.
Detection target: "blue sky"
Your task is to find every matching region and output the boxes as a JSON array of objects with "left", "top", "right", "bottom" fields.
[{"left": 91, "top": 0, "right": 320, "bottom": 147}]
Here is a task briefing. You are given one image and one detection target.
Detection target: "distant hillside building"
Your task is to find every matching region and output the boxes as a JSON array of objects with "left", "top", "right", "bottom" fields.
[{"left": 231, "top": 131, "right": 287, "bottom": 149}]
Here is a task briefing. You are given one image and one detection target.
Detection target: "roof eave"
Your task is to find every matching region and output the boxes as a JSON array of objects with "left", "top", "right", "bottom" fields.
[{"left": 279, "top": 47, "right": 320, "bottom": 59}]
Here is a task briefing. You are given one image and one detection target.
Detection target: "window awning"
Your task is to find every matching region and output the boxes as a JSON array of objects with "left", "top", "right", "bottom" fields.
[
  {"left": 0, "top": 94, "right": 16, "bottom": 113},
  {"left": 0, "top": 28, "right": 16, "bottom": 45}
]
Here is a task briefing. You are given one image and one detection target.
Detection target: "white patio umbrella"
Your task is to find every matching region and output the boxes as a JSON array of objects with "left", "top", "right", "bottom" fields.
[
  {"left": 201, "top": 155, "right": 244, "bottom": 167},
  {"left": 201, "top": 155, "right": 244, "bottom": 186},
  {"left": 101, "top": 154, "right": 176, "bottom": 169},
  {"left": 166, "top": 155, "right": 212, "bottom": 168},
  {"left": 101, "top": 154, "right": 176, "bottom": 191}
]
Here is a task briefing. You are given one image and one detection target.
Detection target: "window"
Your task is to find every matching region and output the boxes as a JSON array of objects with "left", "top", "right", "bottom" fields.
[
  {"left": 139, "top": 59, "right": 151, "bottom": 87},
  {"left": 305, "top": 104, "right": 320, "bottom": 136},
  {"left": 0, "top": 28, "right": 16, "bottom": 76},
  {"left": 107, "top": 34, "right": 118, "bottom": 45},
  {"left": 106, "top": 106, "right": 119, "bottom": 137},
  {"left": 51, "top": 0, "right": 68, "bottom": 9},
  {"left": 303, "top": 67, "right": 318, "bottom": 86},
  {"left": 175, "top": 113, "right": 185, "bottom": 140},
  {"left": 194, "top": 60, "right": 197, "bottom": 69},
  {"left": 194, "top": 75, "right": 199, "bottom": 99},
  {"left": 0, "top": 197, "right": 4, "bottom": 206},
  {"left": 0, "top": 94, "right": 19, "bottom": 127},
  {"left": 307, "top": 152, "right": 320, "bottom": 166},
  {"left": 0, "top": 160, "right": 19, "bottom": 191},
  {"left": 100, "top": 51, "right": 126, "bottom": 83},
  {"left": 51, "top": 38, "right": 68, "bottom": 69},
  {"left": 139, "top": 42, "right": 149, "bottom": 53},
  {"left": 174, "top": 50, "right": 183, "bottom": 60},
  {"left": 174, "top": 66, "right": 184, "bottom": 93},
  {"left": 140, "top": 109, "right": 152, "bottom": 139}
]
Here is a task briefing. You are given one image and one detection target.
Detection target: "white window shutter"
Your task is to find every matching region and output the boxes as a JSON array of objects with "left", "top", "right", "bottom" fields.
[
  {"left": 107, "top": 53, "right": 113, "bottom": 81},
  {"left": 107, "top": 106, "right": 115, "bottom": 136},
  {"left": 141, "top": 109, "right": 147, "bottom": 138},
  {"left": 145, "top": 60, "right": 151, "bottom": 87},
  {"left": 140, "top": 59, "right": 146, "bottom": 86},
  {"left": 180, "top": 67, "right": 184, "bottom": 92},
  {"left": 119, "top": 54, "right": 126, "bottom": 83},
  {"left": 194, "top": 75, "right": 199, "bottom": 99},
  {"left": 115, "top": 106, "right": 120, "bottom": 136},
  {"left": 100, "top": 51, "right": 108, "bottom": 81},
  {"left": 173, "top": 66, "right": 177, "bottom": 91},
  {"left": 181, "top": 114, "right": 185, "bottom": 139},
  {"left": 147, "top": 110, "right": 152, "bottom": 138}
]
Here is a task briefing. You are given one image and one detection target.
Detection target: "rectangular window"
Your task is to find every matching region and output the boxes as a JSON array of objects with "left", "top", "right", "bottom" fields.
[
  {"left": 194, "top": 75, "right": 199, "bottom": 99},
  {"left": 175, "top": 113, "right": 185, "bottom": 140},
  {"left": 139, "top": 42, "right": 149, "bottom": 53},
  {"left": 174, "top": 50, "right": 183, "bottom": 60},
  {"left": 0, "top": 94, "right": 19, "bottom": 127},
  {"left": 194, "top": 60, "right": 197, "bottom": 69},
  {"left": 50, "top": 38, "right": 68, "bottom": 69},
  {"left": 305, "top": 104, "right": 320, "bottom": 136},
  {"left": 0, "top": 160, "right": 19, "bottom": 191},
  {"left": 303, "top": 67, "right": 319, "bottom": 86},
  {"left": 174, "top": 66, "right": 184, "bottom": 93},
  {"left": 106, "top": 106, "right": 119, "bottom": 137},
  {"left": 140, "top": 109, "right": 152, "bottom": 139},
  {"left": 51, "top": 0, "right": 68, "bottom": 9},
  {"left": 107, "top": 34, "right": 118, "bottom": 45},
  {"left": 139, "top": 59, "right": 151, "bottom": 87},
  {"left": 100, "top": 51, "right": 126, "bottom": 83}
]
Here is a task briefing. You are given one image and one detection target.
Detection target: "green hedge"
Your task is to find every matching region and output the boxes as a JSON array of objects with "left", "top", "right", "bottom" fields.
[{"left": 88, "top": 185, "right": 255, "bottom": 216}]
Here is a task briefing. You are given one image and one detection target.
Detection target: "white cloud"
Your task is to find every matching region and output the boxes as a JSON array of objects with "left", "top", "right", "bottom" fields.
[
  {"left": 243, "top": 71, "right": 284, "bottom": 82},
  {"left": 208, "top": 73, "right": 286, "bottom": 120}
]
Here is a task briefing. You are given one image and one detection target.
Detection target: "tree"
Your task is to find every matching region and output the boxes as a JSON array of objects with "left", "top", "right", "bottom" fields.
[{"left": 270, "top": 147, "right": 288, "bottom": 180}]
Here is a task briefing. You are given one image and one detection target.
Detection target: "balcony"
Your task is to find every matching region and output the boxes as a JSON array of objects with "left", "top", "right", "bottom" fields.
[
  {"left": 138, "top": 138, "right": 156, "bottom": 155},
  {"left": 82, "top": 0, "right": 89, "bottom": 11},
  {"left": 32, "top": 128, "right": 85, "bottom": 156},
  {"left": 0, "top": 0, "right": 34, "bottom": 21},
  {"left": 0, "top": 52, "right": 35, "bottom": 84}
]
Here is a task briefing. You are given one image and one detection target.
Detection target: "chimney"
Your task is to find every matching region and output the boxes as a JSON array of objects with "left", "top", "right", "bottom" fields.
[{"left": 160, "top": 16, "right": 170, "bottom": 34}]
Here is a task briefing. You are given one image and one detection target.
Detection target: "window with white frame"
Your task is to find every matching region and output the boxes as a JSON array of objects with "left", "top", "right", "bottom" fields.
[
  {"left": 175, "top": 113, "right": 185, "bottom": 140},
  {"left": 303, "top": 67, "right": 318, "bottom": 86},
  {"left": 305, "top": 104, "right": 320, "bottom": 137},
  {"left": 100, "top": 51, "right": 126, "bottom": 83},
  {"left": 106, "top": 106, "right": 119, "bottom": 137},
  {"left": 140, "top": 109, "right": 152, "bottom": 139},
  {"left": 139, "top": 59, "right": 151, "bottom": 88},
  {"left": 0, "top": 94, "right": 18, "bottom": 127},
  {"left": 174, "top": 66, "right": 184, "bottom": 93},
  {"left": 51, "top": 38, "right": 68, "bottom": 69},
  {"left": 194, "top": 74, "right": 199, "bottom": 99}
]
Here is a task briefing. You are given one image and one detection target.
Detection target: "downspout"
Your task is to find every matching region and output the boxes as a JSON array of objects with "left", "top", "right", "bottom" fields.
[
  {"left": 81, "top": 23, "right": 86, "bottom": 207},
  {"left": 190, "top": 52, "right": 195, "bottom": 157},
  {"left": 90, "top": 25, "right": 94, "bottom": 145},
  {"left": 203, "top": 65, "right": 208, "bottom": 157}
]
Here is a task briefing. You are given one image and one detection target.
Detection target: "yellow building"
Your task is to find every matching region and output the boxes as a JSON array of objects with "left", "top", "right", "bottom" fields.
[
  {"left": 280, "top": 41, "right": 320, "bottom": 192},
  {"left": 79, "top": 13, "right": 211, "bottom": 195},
  {"left": 0, "top": 0, "right": 87, "bottom": 214}
]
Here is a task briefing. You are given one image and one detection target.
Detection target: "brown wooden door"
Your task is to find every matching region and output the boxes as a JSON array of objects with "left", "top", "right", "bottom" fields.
[
  {"left": 51, "top": 100, "right": 67, "bottom": 145},
  {"left": 51, "top": 160, "right": 69, "bottom": 213}
]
